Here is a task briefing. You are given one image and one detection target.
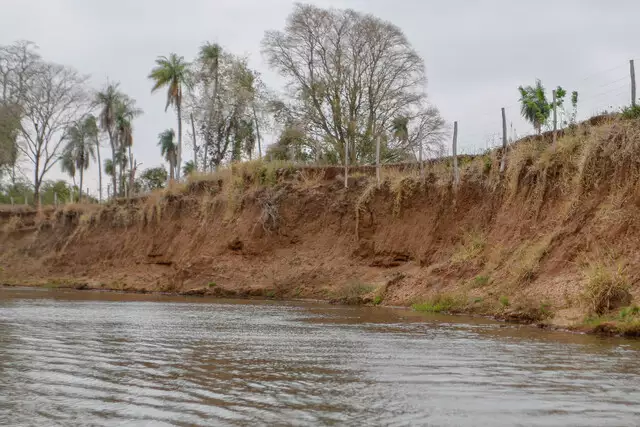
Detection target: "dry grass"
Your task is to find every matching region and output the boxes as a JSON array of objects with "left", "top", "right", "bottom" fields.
[
  {"left": 257, "top": 187, "right": 285, "bottom": 232},
  {"left": 2, "top": 216, "right": 22, "bottom": 234},
  {"left": 510, "top": 235, "right": 553, "bottom": 284},
  {"left": 451, "top": 231, "right": 486, "bottom": 264},
  {"left": 582, "top": 259, "right": 631, "bottom": 315}
]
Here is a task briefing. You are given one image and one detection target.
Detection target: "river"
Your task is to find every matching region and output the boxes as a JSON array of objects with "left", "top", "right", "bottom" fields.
[{"left": 0, "top": 287, "right": 639, "bottom": 426}]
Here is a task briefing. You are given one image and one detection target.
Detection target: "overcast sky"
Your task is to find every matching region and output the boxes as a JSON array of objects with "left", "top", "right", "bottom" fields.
[{"left": 2, "top": 0, "right": 639, "bottom": 196}]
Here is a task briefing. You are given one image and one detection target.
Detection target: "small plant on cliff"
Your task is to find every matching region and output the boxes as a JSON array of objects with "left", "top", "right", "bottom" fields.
[
  {"left": 583, "top": 261, "right": 631, "bottom": 315},
  {"left": 413, "top": 294, "right": 465, "bottom": 313},
  {"left": 499, "top": 296, "right": 510, "bottom": 308},
  {"left": 473, "top": 275, "right": 490, "bottom": 287},
  {"left": 452, "top": 232, "right": 486, "bottom": 264}
]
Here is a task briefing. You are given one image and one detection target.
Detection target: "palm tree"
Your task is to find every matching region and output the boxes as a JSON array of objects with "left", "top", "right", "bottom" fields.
[
  {"left": 82, "top": 115, "right": 102, "bottom": 201},
  {"left": 149, "top": 53, "right": 189, "bottom": 179},
  {"left": 518, "top": 80, "right": 551, "bottom": 135},
  {"left": 96, "top": 83, "right": 124, "bottom": 197},
  {"left": 158, "top": 129, "right": 178, "bottom": 181},
  {"left": 113, "top": 98, "right": 141, "bottom": 196},
  {"left": 391, "top": 116, "right": 409, "bottom": 143},
  {"left": 65, "top": 117, "right": 97, "bottom": 201},
  {"left": 60, "top": 150, "right": 77, "bottom": 199},
  {"left": 182, "top": 160, "right": 196, "bottom": 177},
  {"left": 104, "top": 158, "right": 114, "bottom": 198}
]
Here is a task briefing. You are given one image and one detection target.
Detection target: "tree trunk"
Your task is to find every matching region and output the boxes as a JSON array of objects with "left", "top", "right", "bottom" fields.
[
  {"left": 33, "top": 165, "right": 40, "bottom": 208},
  {"left": 79, "top": 168, "right": 84, "bottom": 202},
  {"left": 169, "top": 157, "right": 175, "bottom": 181},
  {"left": 190, "top": 112, "right": 198, "bottom": 172},
  {"left": 107, "top": 127, "right": 117, "bottom": 199},
  {"left": 176, "top": 102, "right": 182, "bottom": 180},
  {"left": 252, "top": 104, "right": 262, "bottom": 159},
  {"left": 96, "top": 137, "right": 102, "bottom": 202},
  {"left": 128, "top": 145, "right": 133, "bottom": 198}
]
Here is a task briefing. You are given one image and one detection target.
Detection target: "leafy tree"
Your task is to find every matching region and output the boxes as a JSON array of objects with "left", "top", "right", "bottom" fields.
[
  {"left": 137, "top": 166, "right": 168, "bottom": 192},
  {"left": 0, "top": 103, "right": 20, "bottom": 183},
  {"left": 188, "top": 49, "right": 258, "bottom": 170},
  {"left": 149, "top": 53, "right": 190, "bottom": 179},
  {"left": 158, "top": 129, "right": 178, "bottom": 181}
]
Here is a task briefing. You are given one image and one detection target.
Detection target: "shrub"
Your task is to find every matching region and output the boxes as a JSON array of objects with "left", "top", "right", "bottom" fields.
[
  {"left": 473, "top": 275, "right": 490, "bottom": 287},
  {"left": 621, "top": 105, "right": 640, "bottom": 120},
  {"left": 452, "top": 232, "right": 486, "bottom": 264},
  {"left": 499, "top": 296, "right": 510, "bottom": 307},
  {"left": 583, "top": 262, "right": 631, "bottom": 315},
  {"left": 412, "top": 294, "right": 464, "bottom": 313}
]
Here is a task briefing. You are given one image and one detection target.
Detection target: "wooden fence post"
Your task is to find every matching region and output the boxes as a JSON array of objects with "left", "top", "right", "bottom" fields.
[
  {"left": 631, "top": 59, "right": 637, "bottom": 107},
  {"left": 419, "top": 140, "right": 424, "bottom": 183},
  {"left": 500, "top": 107, "right": 508, "bottom": 174},
  {"left": 452, "top": 121, "right": 459, "bottom": 186},
  {"left": 344, "top": 141, "right": 349, "bottom": 188},
  {"left": 376, "top": 135, "right": 381, "bottom": 187},
  {"left": 552, "top": 90, "right": 558, "bottom": 147},
  {"left": 54, "top": 192, "right": 58, "bottom": 206}
]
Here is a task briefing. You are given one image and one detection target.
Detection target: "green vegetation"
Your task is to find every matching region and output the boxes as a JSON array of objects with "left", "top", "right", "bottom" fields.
[
  {"left": 621, "top": 105, "right": 640, "bottom": 119},
  {"left": 412, "top": 294, "right": 464, "bottom": 313},
  {"left": 473, "top": 275, "right": 490, "bottom": 287},
  {"left": 518, "top": 79, "right": 578, "bottom": 134},
  {"left": 207, "top": 282, "right": 217, "bottom": 288},
  {"left": 583, "top": 261, "right": 630, "bottom": 315},
  {"left": 499, "top": 296, "right": 510, "bottom": 308}
]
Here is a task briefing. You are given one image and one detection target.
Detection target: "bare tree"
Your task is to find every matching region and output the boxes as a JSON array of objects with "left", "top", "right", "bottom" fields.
[
  {"left": 14, "top": 61, "right": 89, "bottom": 204},
  {"left": 0, "top": 41, "right": 41, "bottom": 184},
  {"left": 262, "top": 4, "right": 443, "bottom": 164}
]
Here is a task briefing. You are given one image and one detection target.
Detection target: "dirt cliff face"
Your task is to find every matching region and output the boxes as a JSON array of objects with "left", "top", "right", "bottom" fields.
[{"left": 2, "top": 118, "right": 640, "bottom": 331}]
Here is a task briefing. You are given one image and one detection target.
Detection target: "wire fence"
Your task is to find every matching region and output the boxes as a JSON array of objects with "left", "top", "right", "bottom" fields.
[
  {"left": 2, "top": 59, "right": 638, "bottom": 206},
  {"left": 451, "top": 59, "right": 637, "bottom": 156}
]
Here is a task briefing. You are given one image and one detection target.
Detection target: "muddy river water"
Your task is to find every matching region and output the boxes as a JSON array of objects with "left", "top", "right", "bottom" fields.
[{"left": 1, "top": 287, "right": 639, "bottom": 426}]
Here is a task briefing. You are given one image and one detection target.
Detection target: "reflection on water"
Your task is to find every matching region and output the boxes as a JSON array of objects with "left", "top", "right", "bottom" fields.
[{"left": 1, "top": 287, "right": 639, "bottom": 426}]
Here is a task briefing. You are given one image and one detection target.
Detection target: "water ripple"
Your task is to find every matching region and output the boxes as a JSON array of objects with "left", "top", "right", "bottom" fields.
[{"left": 1, "top": 289, "right": 640, "bottom": 426}]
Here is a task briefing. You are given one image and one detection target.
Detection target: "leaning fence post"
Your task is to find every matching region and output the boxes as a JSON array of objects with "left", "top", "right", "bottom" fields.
[
  {"left": 344, "top": 141, "right": 349, "bottom": 188},
  {"left": 376, "top": 135, "right": 381, "bottom": 187},
  {"left": 552, "top": 90, "right": 558, "bottom": 147},
  {"left": 452, "top": 121, "right": 459, "bottom": 186},
  {"left": 500, "top": 107, "right": 508, "bottom": 174},
  {"left": 631, "top": 59, "right": 637, "bottom": 107}
]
